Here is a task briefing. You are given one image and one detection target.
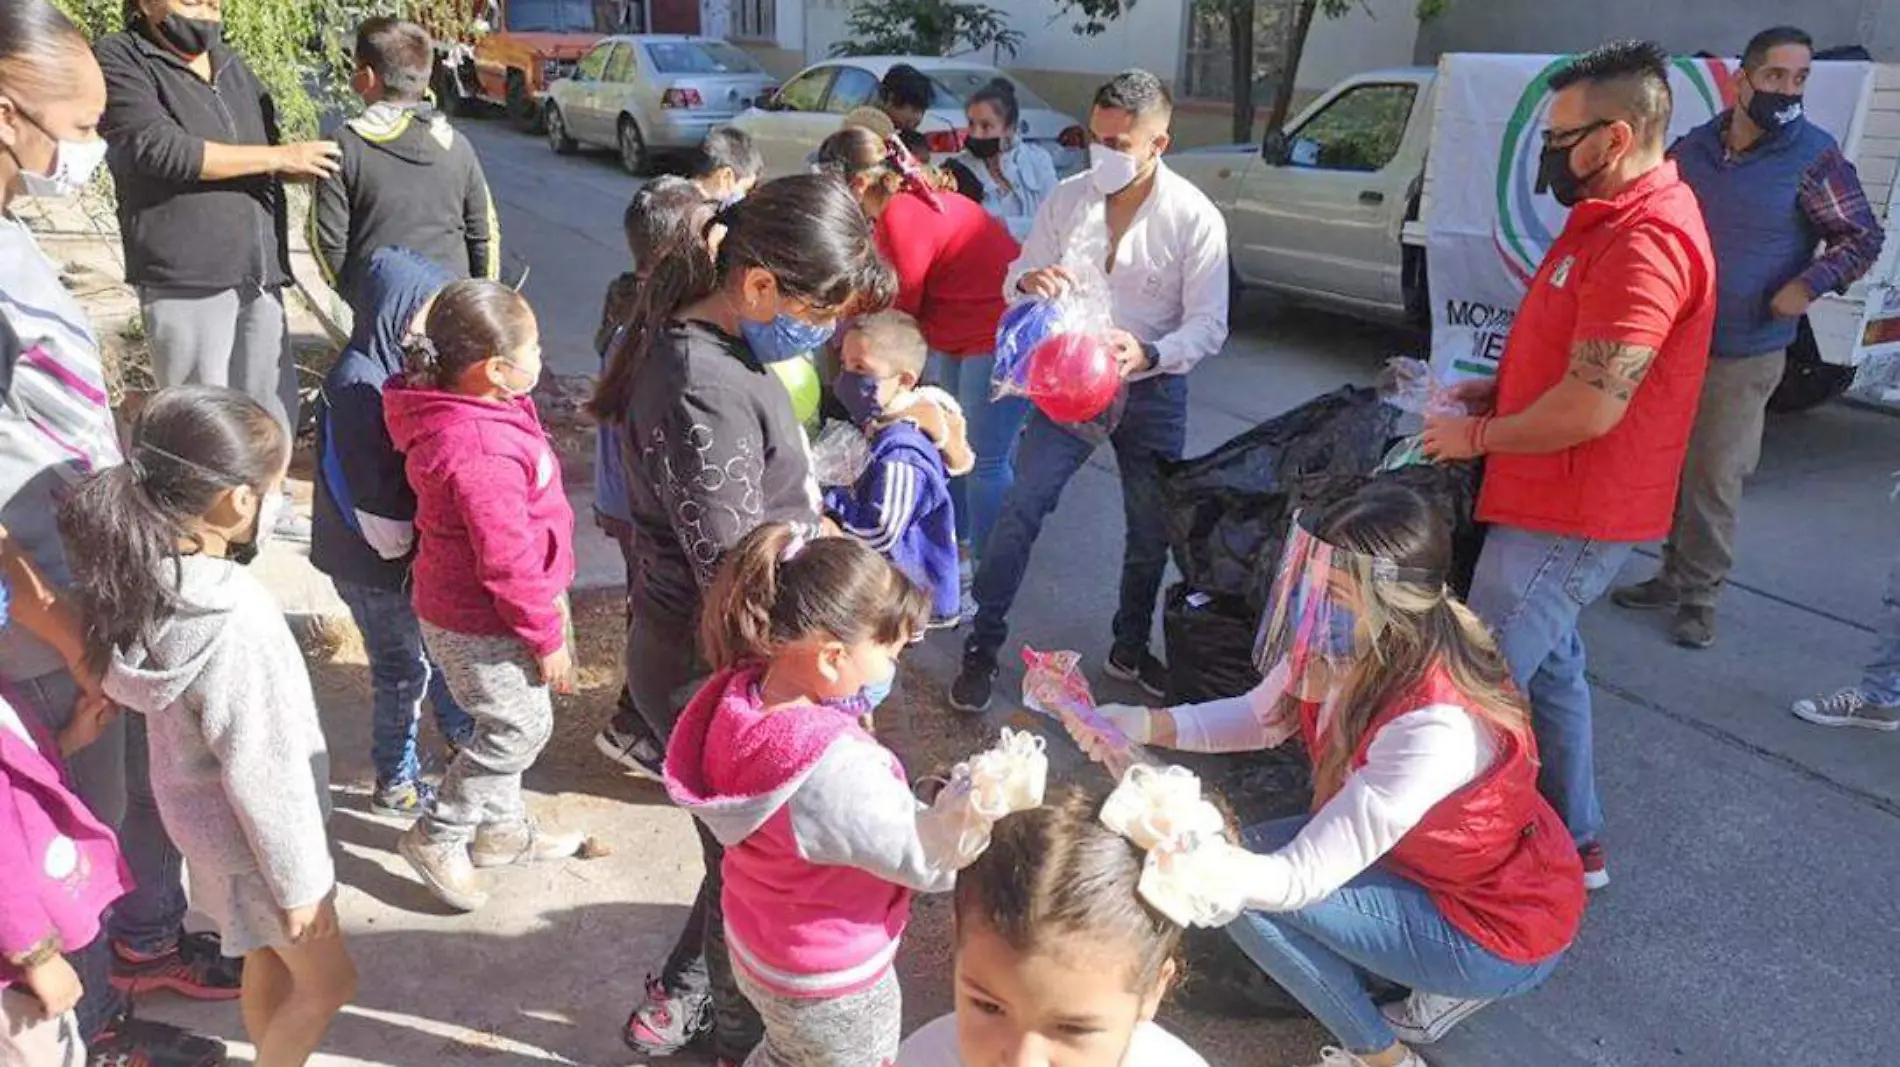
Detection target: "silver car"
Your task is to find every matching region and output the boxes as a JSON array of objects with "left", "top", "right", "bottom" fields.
[
  {"left": 727, "top": 56, "right": 1088, "bottom": 179},
  {"left": 542, "top": 35, "right": 778, "bottom": 174}
]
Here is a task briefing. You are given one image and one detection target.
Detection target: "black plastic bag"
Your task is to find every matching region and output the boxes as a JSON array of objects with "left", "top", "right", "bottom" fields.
[{"left": 1162, "top": 583, "right": 1263, "bottom": 705}]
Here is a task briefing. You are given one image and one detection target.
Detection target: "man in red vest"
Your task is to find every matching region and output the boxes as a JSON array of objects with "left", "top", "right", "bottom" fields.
[{"left": 1422, "top": 40, "right": 1717, "bottom": 893}]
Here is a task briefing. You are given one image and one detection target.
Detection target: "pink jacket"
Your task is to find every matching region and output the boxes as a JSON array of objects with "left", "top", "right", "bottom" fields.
[
  {"left": 383, "top": 379, "right": 576, "bottom": 657},
  {"left": 0, "top": 702, "right": 130, "bottom": 990},
  {"left": 664, "top": 667, "right": 960, "bottom": 998}
]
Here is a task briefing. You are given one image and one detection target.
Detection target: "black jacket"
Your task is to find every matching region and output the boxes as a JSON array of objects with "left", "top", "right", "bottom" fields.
[
  {"left": 310, "top": 102, "right": 499, "bottom": 305},
  {"left": 95, "top": 27, "right": 292, "bottom": 291}
]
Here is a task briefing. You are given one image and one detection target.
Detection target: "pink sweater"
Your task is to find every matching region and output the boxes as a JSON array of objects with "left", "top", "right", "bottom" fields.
[{"left": 664, "top": 667, "right": 961, "bottom": 998}]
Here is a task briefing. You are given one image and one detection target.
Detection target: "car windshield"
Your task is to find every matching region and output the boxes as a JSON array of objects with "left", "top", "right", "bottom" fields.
[
  {"left": 645, "top": 40, "right": 764, "bottom": 75},
  {"left": 925, "top": 68, "right": 1056, "bottom": 113},
  {"left": 506, "top": 0, "right": 604, "bottom": 32}
]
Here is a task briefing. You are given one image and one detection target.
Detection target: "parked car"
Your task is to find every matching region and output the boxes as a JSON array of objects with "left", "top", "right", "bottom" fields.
[
  {"left": 542, "top": 34, "right": 777, "bottom": 173},
  {"left": 727, "top": 56, "right": 1086, "bottom": 179}
]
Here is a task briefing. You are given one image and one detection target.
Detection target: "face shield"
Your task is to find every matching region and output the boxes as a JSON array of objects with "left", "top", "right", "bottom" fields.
[{"left": 1252, "top": 509, "right": 1445, "bottom": 698}]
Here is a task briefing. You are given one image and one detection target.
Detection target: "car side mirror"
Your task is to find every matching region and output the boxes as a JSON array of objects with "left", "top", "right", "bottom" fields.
[{"left": 1261, "top": 129, "right": 1289, "bottom": 165}]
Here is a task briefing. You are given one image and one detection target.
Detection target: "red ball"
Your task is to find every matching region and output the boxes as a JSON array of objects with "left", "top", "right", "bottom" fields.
[{"left": 1024, "top": 333, "right": 1120, "bottom": 423}]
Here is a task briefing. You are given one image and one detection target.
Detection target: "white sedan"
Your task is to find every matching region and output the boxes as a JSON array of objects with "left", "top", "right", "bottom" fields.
[{"left": 727, "top": 55, "right": 1086, "bottom": 178}]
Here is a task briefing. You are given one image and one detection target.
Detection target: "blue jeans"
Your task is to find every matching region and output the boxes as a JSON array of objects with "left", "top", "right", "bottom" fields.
[
  {"left": 335, "top": 580, "right": 474, "bottom": 786},
  {"left": 969, "top": 374, "right": 1187, "bottom": 661},
  {"left": 927, "top": 351, "right": 1029, "bottom": 558},
  {"left": 1465, "top": 525, "right": 1634, "bottom": 846},
  {"left": 1859, "top": 550, "right": 1900, "bottom": 706},
  {"left": 1226, "top": 817, "right": 1565, "bottom": 1055}
]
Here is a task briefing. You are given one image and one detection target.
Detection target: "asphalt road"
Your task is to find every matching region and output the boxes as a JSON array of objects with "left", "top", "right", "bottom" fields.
[{"left": 457, "top": 112, "right": 1900, "bottom": 1066}]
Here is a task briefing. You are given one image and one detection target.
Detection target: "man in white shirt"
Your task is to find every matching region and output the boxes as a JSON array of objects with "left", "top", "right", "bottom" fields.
[{"left": 950, "top": 69, "right": 1230, "bottom": 713}]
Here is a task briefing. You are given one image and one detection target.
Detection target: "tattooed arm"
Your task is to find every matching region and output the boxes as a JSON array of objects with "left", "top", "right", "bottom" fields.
[{"left": 1472, "top": 339, "right": 1661, "bottom": 454}]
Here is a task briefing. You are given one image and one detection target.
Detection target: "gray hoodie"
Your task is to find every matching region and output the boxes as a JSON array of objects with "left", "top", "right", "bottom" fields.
[{"left": 103, "top": 555, "right": 334, "bottom": 910}]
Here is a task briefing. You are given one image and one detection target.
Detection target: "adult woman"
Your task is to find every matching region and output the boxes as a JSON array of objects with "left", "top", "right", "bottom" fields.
[
  {"left": 0, "top": 3, "right": 228, "bottom": 1063},
  {"left": 949, "top": 78, "right": 1058, "bottom": 242},
  {"left": 816, "top": 126, "right": 1024, "bottom": 588},
  {"left": 589, "top": 174, "right": 895, "bottom": 1064},
  {"left": 1073, "top": 484, "right": 1585, "bottom": 1067}
]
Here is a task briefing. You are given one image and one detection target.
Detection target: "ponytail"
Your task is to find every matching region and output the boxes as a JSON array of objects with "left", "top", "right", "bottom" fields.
[
  {"left": 698, "top": 523, "right": 930, "bottom": 671},
  {"left": 589, "top": 230, "right": 717, "bottom": 423}
]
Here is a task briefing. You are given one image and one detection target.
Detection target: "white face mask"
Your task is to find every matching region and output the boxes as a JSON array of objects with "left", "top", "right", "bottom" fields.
[
  {"left": 18, "top": 134, "right": 107, "bottom": 200},
  {"left": 1088, "top": 143, "right": 1144, "bottom": 196}
]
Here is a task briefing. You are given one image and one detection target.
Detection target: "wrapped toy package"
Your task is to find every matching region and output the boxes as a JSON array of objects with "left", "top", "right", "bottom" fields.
[
  {"left": 1019, "top": 647, "right": 1159, "bottom": 779},
  {"left": 809, "top": 419, "right": 873, "bottom": 487},
  {"left": 992, "top": 258, "right": 1127, "bottom": 445},
  {"left": 1374, "top": 357, "right": 1470, "bottom": 470}
]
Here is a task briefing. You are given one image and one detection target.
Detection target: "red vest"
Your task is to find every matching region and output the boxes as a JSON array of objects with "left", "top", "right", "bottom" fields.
[
  {"left": 1300, "top": 668, "right": 1585, "bottom": 964},
  {"left": 1478, "top": 162, "right": 1716, "bottom": 543}
]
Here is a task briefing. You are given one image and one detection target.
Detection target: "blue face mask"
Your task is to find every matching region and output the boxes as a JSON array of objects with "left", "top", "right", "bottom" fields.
[
  {"left": 739, "top": 311, "right": 836, "bottom": 365},
  {"left": 1322, "top": 605, "right": 1359, "bottom": 660},
  {"left": 823, "top": 662, "right": 896, "bottom": 719},
  {"left": 833, "top": 370, "right": 886, "bottom": 424}
]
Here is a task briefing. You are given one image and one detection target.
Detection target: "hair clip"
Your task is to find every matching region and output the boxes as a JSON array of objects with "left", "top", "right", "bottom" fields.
[
  {"left": 779, "top": 530, "right": 808, "bottom": 563},
  {"left": 1100, "top": 765, "right": 1248, "bottom": 928}
]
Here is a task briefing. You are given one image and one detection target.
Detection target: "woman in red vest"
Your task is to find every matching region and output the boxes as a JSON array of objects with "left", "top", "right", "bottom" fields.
[
  {"left": 1071, "top": 483, "right": 1585, "bottom": 1067},
  {"left": 816, "top": 127, "right": 1024, "bottom": 604}
]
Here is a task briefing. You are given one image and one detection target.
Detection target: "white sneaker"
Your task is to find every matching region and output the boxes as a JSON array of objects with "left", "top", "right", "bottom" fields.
[
  {"left": 1305, "top": 1047, "right": 1427, "bottom": 1067},
  {"left": 1382, "top": 990, "right": 1494, "bottom": 1044}
]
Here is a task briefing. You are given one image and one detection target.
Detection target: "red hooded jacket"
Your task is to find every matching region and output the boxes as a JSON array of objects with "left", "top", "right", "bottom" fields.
[{"left": 383, "top": 378, "right": 575, "bottom": 657}]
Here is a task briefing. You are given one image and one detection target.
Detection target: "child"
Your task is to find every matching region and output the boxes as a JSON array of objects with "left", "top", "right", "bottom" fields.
[
  {"left": 312, "top": 246, "right": 475, "bottom": 816},
  {"left": 688, "top": 125, "right": 764, "bottom": 206},
  {"left": 823, "top": 312, "right": 973, "bottom": 628},
  {"left": 664, "top": 523, "right": 1042, "bottom": 1067},
  {"left": 896, "top": 783, "right": 1214, "bottom": 1067},
  {"left": 384, "top": 279, "right": 580, "bottom": 912},
  {"left": 311, "top": 16, "right": 499, "bottom": 303},
  {"left": 59, "top": 386, "right": 355, "bottom": 1067}
]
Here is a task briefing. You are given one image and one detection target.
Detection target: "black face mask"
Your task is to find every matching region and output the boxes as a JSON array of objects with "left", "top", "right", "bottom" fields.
[
  {"left": 964, "top": 136, "right": 1002, "bottom": 160},
  {"left": 1744, "top": 86, "right": 1804, "bottom": 134},
  {"left": 155, "top": 13, "right": 222, "bottom": 56},
  {"left": 1535, "top": 124, "right": 1609, "bottom": 209}
]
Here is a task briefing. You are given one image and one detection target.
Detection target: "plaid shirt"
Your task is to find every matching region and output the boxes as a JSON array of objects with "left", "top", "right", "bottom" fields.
[{"left": 1796, "top": 144, "right": 1884, "bottom": 297}]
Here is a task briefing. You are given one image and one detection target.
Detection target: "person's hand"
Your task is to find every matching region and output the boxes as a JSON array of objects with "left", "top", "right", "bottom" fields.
[
  {"left": 58, "top": 694, "right": 119, "bottom": 757},
  {"left": 1066, "top": 702, "right": 1155, "bottom": 763},
  {"left": 887, "top": 397, "right": 949, "bottom": 443},
  {"left": 537, "top": 644, "right": 577, "bottom": 695},
  {"left": 1442, "top": 377, "right": 1498, "bottom": 416},
  {"left": 1421, "top": 413, "right": 1485, "bottom": 460},
  {"left": 1016, "top": 267, "right": 1075, "bottom": 300},
  {"left": 1105, "top": 330, "right": 1152, "bottom": 378},
  {"left": 274, "top": 141, "right": 341, "bottom": 181},
  {"left": 1771, "top": 278, "right": 1814, "bottom": 320},
  {"left": 283, "top": 895, "right": 339, "bottom": 944},
  {"left": 22, "top": 954, "right": 82, "bottom": 1017},
  {"left": 819, "top": 515, "right": 844, "bottom": 538}
]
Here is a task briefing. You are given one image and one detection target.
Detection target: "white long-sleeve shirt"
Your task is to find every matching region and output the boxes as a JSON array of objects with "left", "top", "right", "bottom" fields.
[
  {"left": 1003, "top": 162, "right": 1231, "bottom": 378},
  {"left": 1171, "top": 664, "right": 1499, "bottom": 912}
]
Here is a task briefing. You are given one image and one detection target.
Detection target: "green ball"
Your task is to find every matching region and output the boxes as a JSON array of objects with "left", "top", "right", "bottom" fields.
[{"left": 771, "top": 354, "right": 823, "bottom": 433}]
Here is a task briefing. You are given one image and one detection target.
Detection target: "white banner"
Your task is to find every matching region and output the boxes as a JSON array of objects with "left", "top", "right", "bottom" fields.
[{"left": 1426, "top": 54, "right": 1874, "bottom": 381}]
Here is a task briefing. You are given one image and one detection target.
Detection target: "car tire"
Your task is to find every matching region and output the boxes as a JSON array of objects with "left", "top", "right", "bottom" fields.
[
  {"left": 545, "top": 103, "right": 578, "bottom": 154},
  {"left": 506, "top": 71, "right": 542, "bottom": 133},
  {"left": 1768, "top": 316, "right": 1854, "bottom": 414},
  {"left": 432, "top": 61, "right": 468, "bottom": 117},
  {"left": 617, "top": 117, "right": 649, "bottom": 176}
]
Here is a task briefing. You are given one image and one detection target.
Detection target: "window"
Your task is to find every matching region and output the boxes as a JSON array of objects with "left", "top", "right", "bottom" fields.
[
  {"left": 775, "top": 67, "right": 833, "bottom": 112},
  {"left": 602, "top": 42, "right": 636, "bottom": 83},
  {"left": 577, "top": 41, "right": 613, "bottom": 82},
  {"left": 924, "top": 69, "right": 1057, "bottom": 112},
  {"left": 506, "top": 0, "right": 600, "bottom": 32},
  {"left": 825, "top": 67, "right": 880, "bottom": 113},
  {"left": 1180, "top": 1, "right": 1293, "bottom": 102},
  {"left": 1286, "top": 83, "right": 1416, "bottom": 172},
  {"left": 731, "top": 0, "right": 775, "bottom": 41},
  {"left": 644, "top": 40, "right": 763, "bottom": 75}
]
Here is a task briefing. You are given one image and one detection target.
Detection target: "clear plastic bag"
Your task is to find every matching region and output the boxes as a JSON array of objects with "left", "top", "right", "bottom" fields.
[
  {"left": 992, "top": 256, "right": 1126, "bottom": 441},
  {"left": 809, "top": 419, "right": 872, "bottom": 487},
  {"left": 1019, "top": 646, "right": 1159, "bottom": 779},
  {"left": 1375, "top": 358, "right": 1469, "bottom": 471}
]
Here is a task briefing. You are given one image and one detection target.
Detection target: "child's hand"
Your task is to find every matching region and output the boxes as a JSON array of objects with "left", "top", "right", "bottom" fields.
[
  {"left": 889, "top": 399, "right": 950, "bottom": 445},
  {"left": 538, "top": 645, "right": 577, "bottom": 694},
  {"left": 23, "top": 954, "right": 82, "bottom": 1017},
  {"left": 284, "top": 895, "right": 339, "bottom": 943},
  {"left": 58, "top": 694, "right": 119, "bottom": 757}
]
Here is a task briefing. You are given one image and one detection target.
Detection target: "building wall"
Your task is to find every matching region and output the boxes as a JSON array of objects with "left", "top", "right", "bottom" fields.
[{"left": 1416, "top": 0, "right": 1899, "bottom": 63}]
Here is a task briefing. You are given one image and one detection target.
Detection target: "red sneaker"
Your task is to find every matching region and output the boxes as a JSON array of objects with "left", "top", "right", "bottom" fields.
[
  {"left": 1579, "top": 842, "right": 1610, "bottom": 892},
  {"left": 109, "top": 932, "right": 243, "bottom": 1001}
]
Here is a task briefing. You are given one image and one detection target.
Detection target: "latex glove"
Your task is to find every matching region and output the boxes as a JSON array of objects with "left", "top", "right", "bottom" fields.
[{"left": 1066, "top": 702, "right": 1154, "bottom": 764}]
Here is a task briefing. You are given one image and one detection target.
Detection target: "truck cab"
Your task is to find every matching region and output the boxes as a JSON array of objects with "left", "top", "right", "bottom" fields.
[{"left": 432, "top": 0, "right": 625, "bottom": 127}]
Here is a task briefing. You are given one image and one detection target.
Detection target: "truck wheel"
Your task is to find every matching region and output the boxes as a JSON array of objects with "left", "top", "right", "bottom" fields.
[
  {"left": 617, "top": 117, "right": 650, "bottom": 176},
  {"left": 1767, "top": 316, "right": 1853, "bottom": 414},
  {"left": 506, "top": 71, "right": 542, "bottom": 132},
  {"left": 545, "top": 103, "right": 578, "bottom": 154},
  {"left": 432, "top": 62, "right": 467, "bottom": 117}
]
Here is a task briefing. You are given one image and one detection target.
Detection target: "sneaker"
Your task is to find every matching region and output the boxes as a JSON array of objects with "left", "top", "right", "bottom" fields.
[
  {"left": 273, "top": 508, "right": 312, "bottom": 544},
  {"left": 1382, "top": 990, "right": 1494, "bottom": 1044},
  {"left": 1610, "top": 577, "right": 1677, "bottom": 611},
  {"left": 470, "top": 818, "right": 585, "bottom": 868},
  {"left": 398, "top": 824, "right": 489, "bottom": 912},
  {"left": 595, "top": 711, "right": 666, "bottom": 782},
  {"left": 370, "top": 777, "right": 437, "bottom": 817},
  {"left": 622, "top": 973, "right": 712, "bottom": 1056},
  {"left": 926, "top": 613, "right": 961, "bottom": 633},
  {"left": 1670, "top": 605, "right": 1715, "bottom": 650},
  {"left": 88, "top": 1013, "right": 226, "bottom": 1067},
  {"left": 949, "top": 645, "right": 998, "bottom": 714},
  {"left": 1104, "top": 646, "right": 1168, "bottom": 701},
  {"left": 1304, "top": 1048, "right": 1426, "bottom": 1067},
  {"left": 1579, "top": 841, "right": 1609, "bottom": 892},
  {"left": 1792, "top": 687, "right": 1900, "bottom": 731},
  {"left": 109, "top": 932, "right": 242, "bottom": 1000}
]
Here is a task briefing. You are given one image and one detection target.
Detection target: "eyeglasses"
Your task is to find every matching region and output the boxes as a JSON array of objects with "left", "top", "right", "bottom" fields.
[{"left": 1541, "top": 119, "right": 1610, "bottom": 151}]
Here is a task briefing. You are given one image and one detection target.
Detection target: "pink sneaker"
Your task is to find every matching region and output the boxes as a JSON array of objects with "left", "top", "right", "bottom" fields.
[{"left": 621, "top": 974, "right": 710, "bottom": 1056}]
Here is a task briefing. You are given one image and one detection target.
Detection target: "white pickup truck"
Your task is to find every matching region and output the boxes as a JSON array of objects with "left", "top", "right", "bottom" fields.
[{"left": 1169, "top": 57, "right": 1900, "bottom": 411}]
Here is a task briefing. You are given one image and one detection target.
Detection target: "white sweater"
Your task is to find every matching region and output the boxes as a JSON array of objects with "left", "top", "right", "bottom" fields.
[{"left": 1174, "top": 663, "right": 1499, "bottom": 912}]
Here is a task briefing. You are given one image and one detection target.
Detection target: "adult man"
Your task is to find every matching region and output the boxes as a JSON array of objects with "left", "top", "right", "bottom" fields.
[
  {"left": 1422, "top": 41, "right": 1717, "bottom": 890},
  {"left": 1612, "top": 26, "right": 1883, "bottom": 648},
  {"left": 312, "top": 17, "right": 499, "bottom": 305},
  {"left": 950, "top": 69, "right": 1229, "bottom": 712}
]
